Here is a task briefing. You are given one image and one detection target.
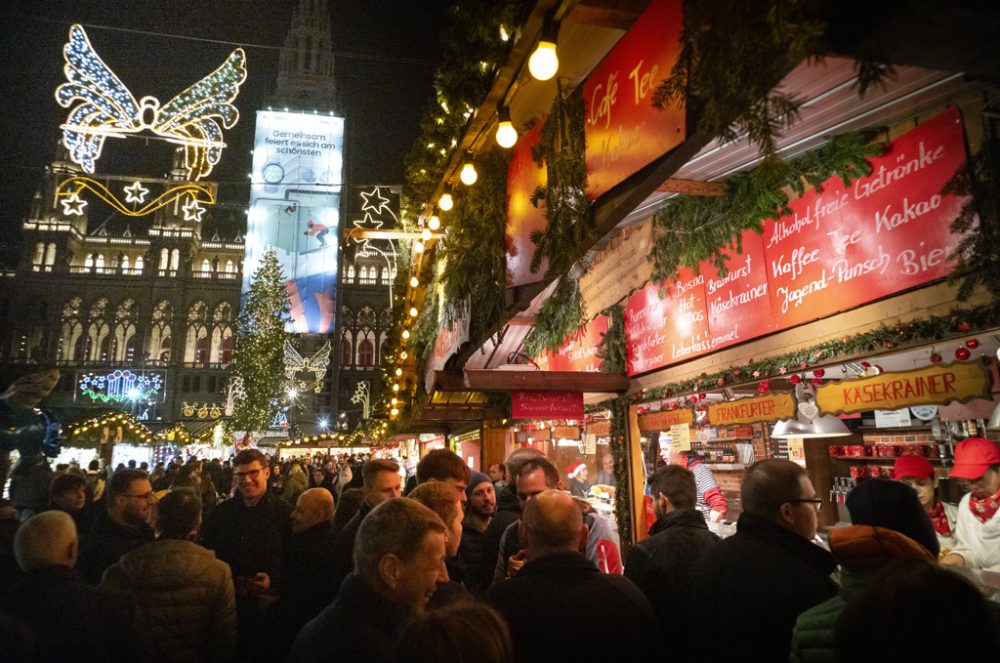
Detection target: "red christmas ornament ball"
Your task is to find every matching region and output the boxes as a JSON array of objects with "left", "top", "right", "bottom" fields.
[
  {"left": 965, "top": 338, "right": 980, "bottom": 349},
  {"left": 929, "top": 352, "right": 942, "bottom": 364},
  {"left": 955, "top": 347, "right": 971, "bottom": 361},
  {"left": 813, "top": 369, "right": 825, "bottom": 378},
  {"left": 789, "top": 374, "right": 802, "bottom": 385}
]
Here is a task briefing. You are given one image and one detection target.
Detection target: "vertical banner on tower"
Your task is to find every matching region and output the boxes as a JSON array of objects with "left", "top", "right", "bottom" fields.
[{"left": 245, "top": 110, "right": 345, "bottom": 333}]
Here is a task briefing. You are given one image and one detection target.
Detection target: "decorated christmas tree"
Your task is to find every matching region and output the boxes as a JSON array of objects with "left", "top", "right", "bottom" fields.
[{"left": 229, "top": 247, "right": 292, "bottom": 433}]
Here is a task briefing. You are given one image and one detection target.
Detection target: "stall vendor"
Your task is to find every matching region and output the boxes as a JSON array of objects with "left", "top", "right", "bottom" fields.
[
  {"left": 672, "top": 451, "right": 728, "bottom": 523},
  {"left": 940, "top": 438, "right": 1000, "bottom": 573},
  {"left": 893, "top": 455, "right": 958, "bottom": 554},
  {"left": 566, "top": 461, "right": 592, "bottom": 499}
]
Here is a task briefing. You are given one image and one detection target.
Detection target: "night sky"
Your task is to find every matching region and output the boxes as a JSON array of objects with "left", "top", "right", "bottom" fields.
[{"left": 0, "top": 0, "right": 452, "bottom": 253}]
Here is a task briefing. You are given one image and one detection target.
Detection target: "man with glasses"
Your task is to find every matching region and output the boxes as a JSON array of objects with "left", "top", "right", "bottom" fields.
[
  {"left": 201, "top": 448, "right": 292, "bottom": 661},
  {"left": 690, "top": 459, "right": 836, "bottom": 662},
  {"left": 77, "top": 468, "right": 156, "bottom": 584}
]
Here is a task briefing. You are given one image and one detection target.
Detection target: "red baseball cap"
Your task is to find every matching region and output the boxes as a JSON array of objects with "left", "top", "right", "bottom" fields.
[
  {"left": 893, "top": 455, "right": 934, "bottom": 480},
  {"left": 949, "top": 438, "right": 1000, "bottom": 480}
]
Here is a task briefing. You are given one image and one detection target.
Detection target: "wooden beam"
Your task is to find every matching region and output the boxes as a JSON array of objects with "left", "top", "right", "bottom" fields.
[
  {"left": 433, "top": 370, "right": 468, "bottom": 392},
  {"left": 463, "top": 369, "right": 629, "bottom": 393},
  {"left": 656, "top": 178, "right": 726, "bottom": 197},
  {"left": 419, "top": 406, "right": 500, "bottom": 422}
]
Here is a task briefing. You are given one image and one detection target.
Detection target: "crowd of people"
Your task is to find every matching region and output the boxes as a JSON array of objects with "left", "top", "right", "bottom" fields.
[{"left": 1, "top": 439, "right": 999, "bottom": 662}]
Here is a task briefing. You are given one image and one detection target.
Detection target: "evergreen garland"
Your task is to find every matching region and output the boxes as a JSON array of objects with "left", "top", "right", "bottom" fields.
[
  {"left": 598, "top": 303, "right": 627, "bottom": 374},
  {"left": 522, "top": 278, "right": 583, "bottom": 357},
  {"left": 652, "top": 131, "right": 882, "bottom": 280},
  {"left": 438, "top": 150, "right": 509, "bottom": 346},
  {"left": 529, "top": 84, "right": 592, "bottom": 276},
  {"left": 634, "top": 302, "right": 999, "bottom": 403},
  {"left": 609, "top": 394, "right": 633, "bottom": 545},
  {"left": 947, "top": 137, "right": 1000, "bottom": 301},
  {"left": 229, "top": 248, "right": 293, "bottom": 433}
]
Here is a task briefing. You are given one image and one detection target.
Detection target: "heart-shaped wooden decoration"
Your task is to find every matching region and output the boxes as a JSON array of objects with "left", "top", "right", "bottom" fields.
[{"left": 797, "top": 401, "right": 819, "bottom": 421}]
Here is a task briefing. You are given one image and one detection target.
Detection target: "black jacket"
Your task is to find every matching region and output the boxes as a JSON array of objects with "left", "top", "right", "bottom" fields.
[
  {"left": 487, "top": 551, "right": 662, "bottom": 662},
  {"left": 200, "top": 490, "right": 292, "bottom": 587},
  {"left": 2, "top": 565, "right": 146, "bottom": 661},
  {"left": 76, "top": 508, "right": 155, "bottom": 584},
  {"left": 327, "top": 498, "right": 373, "bottom": 595},
  {"left": 286, "top": 573, "right": 411, "bottom": 663},
  {"left": 624, "top": 508, "right": 719, "bottom": 656},
  {"left": 690, "top": 512, "right": 837, "bottom": 662},
  {"left": 479, "top": 485, "right": 520, "bottom": 587},
  {"left": 458, "top": 516, "right": 490, "bottom": 594}
]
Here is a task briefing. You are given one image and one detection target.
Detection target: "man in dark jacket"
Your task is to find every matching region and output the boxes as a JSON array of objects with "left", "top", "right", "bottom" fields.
[
  {"left": 266, "top": 488, "right": 338, "bottom": 660},
  {"left": 287, "top": 498, "right": 449, "bottom": 663},
  {"left": 76, "top": 468, "right": 155, "bottom": 584},
  {"left": 690, "top": 459, "right": 837, "bottom": 662},
  {"left": 327, "top": 458, "right": 401, "bottom": 594},
  {"left": 4, "top": 511, "right": 145, "bottom": 659},
  {"left": 459, "top": 471, "right": 496, "bottom": 594},
  {"left": 488, "top": 490, "right": 662, "bottom": 661},
  {"left": 478, "top": 447, "right": 543, "bottom": 588},
  {"left": 625, "top": 464, "right": 718, "bottom": 654},
  {"left": 200, "top": 449, "right": 292, "bottom": 661}
]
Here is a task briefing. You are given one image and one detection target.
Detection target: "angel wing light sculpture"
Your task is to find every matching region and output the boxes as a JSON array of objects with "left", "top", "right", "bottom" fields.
[
  {"left": 55, "top": 24, "right": 247, "bottom": 180},
  {"left": 283, "top": 340, "right": 332, "bottom": 393}
]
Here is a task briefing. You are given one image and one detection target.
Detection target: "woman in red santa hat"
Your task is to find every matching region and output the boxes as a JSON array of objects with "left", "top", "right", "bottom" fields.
[
  {"left": 940, "top": 438, "right": 1000, "bottom": 573},
  {"left": 566, "top": 461, "right": 592, "bottom": 498},
  {"left": 893, "top": 454, "right": 958, "bottom": 556}
]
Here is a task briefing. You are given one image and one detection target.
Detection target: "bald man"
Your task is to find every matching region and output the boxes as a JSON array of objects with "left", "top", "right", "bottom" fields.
[
  {"left": 268, "top": 488, "right": 339, "bottom": 659},
  {"left": 3, "top": 511, "right": 145, "bottom": 659},
  {"left": 487, "top": 491, "right": 662, "bottom": 661}
]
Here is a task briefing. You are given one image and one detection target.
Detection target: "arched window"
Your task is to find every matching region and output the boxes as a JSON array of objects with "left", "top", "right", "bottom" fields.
[
  {"left": 358, "top": 306, "right": 376, "bottom": 329},
  {"left": 111, "top": 299, "right": 137, "bottom": 361},
  {"left": 210, "top": 302, "right": 234, "bottom": 363},
  {"left": 340, "top": 306, "right": 355, "bottom": 330},
  {"left": 121, "top": 255, "right": 130, "bottom": 272},
  {"left": 58, "top": 297, "right": 83, "bottom": 361},
  {"left": 45, "top": 243, "right": 57, "bottom": 269},
  {"left": 346, "top": 264, "right": 355, "bottom": 283},
  {"left": 219, "top": 334, "right": 234, "bottom": 364},
  {"left": 95, "top": 254, "right": 105, "bottom": 272},
  {"left": 357, "top": 339, "right": 374, "bottom": 367},
  {"left": 84, "top": 254, "right": 94, "bottom": 272},
  {"left": 379, "top": 309, "right": 392, "bottom": 330},
  {"left": 32, "top": 243, "right": 44, "bottom": 270},
  {"left": 86, "top": 298, "right": 110, "bottom": 361},
  {"left": 225, "top": 259, "right": 234, "bottom": 273},
  {"left": 135, "top": 255, "right": 144, "bottom": 273},
  {"left": 201, "top": 258, "right": 211, "bottom": 274},
  {"left": 380, "top": 267, "right": 389, "bottom": 284},
  {"left": 359, "top": 266, "right": 368, "bottom": 284},
  {"left": 378, "top": 331, "right": 388, "bottom": 364},
  {"left": 340, "top": 331, "right": 353, "bottom": 366},
  {"left": 159, "top": 248, "right": 169, "bottom": 270},
  {"left": 170, "top": 249, "right": 180, "bottom": 272},
  {"left": 149, "top": 300, "right": 173, "bottom": 362},
  {"left": 184, "top": 301, "right": 209, "bottom": 364}
]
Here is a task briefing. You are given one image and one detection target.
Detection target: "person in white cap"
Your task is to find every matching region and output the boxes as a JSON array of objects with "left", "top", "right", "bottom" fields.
[
  {"left": 940, "top": 437, "right": 1000, "bottom": 573},
  {"left": 566, "top": 461, "right": 592, "bottom": 498}
]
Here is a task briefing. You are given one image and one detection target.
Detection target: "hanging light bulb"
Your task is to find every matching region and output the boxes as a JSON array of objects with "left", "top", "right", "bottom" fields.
[
  {"left": 392, "top": 383, "right": 400, "bottom": 392},
  {"left": 402, "top": 329, "right": 411, "bottom": 340},
  {"left": 409, "top": 306, "right": 418, "bottom": 317},
  {"left": 428, "top": 215, "right": 441, "bottom": 231},
  {"left": 460, "top": 154, "right": 478, "bottom": 185},
  {"left": 400, "top": 351, "right": 408, "bottom": 360},
  {"left": 395, "top": 367, "right": 403, "bottom": 376},
  {"left": 414, "top": 240, "right": 425, "bottom": 253},
  {"left": 528, "top": 16, "right": 559, "bottom": 81},
  {"left": 391, "top": 397, "right": 398, "bottom": 406},
  {"left": 438, "top": 191, "right": 454, "bottom": 211},
  {"left": 409, "top": 276, "right": 419, "bottom": 288},
  {"left": 421, "top": 228, "right": 432, "bottom": 242},
  {"left": 495, "top": 106, "right": 517, "bottom": 148},
  {"left": 391, "top": 407, "right": 399, "bottom": 417}
]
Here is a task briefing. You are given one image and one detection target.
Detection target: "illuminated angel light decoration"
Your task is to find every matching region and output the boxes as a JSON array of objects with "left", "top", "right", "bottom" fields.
[
  {"left": 55, "top": 24, "right": 247, "bottom": 180},
  {"left": 224, "top": 376, "right": 246, "bottom": 416},
  {"left": 123, "top": 180, "right": 149, "bottom": 204},
  {"left": 283, "top": 340, "right": 331, "bottom": 393},
  {"left": 78, "top": 370, "right": 162, "bottom": 403},
  {"left": 56, "top": 176, "right": 215, "bottom": 217}
]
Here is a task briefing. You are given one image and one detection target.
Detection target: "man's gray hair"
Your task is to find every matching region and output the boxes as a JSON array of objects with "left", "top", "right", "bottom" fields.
[
  {"left": 14, "top": 511, "right": 77, "bottom": 571},
  {"left": 353, "top": 497, "right": 445, "bottom": 580}
]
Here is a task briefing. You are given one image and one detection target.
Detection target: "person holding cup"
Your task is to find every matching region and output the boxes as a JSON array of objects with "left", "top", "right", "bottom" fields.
[{"left": 893, "top": 454, "right": 957, "bottom": 555}]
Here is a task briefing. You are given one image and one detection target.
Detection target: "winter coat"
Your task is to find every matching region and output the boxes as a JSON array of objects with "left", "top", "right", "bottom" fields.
[
  {"left": 789, "top": 525, "right": 935, "bottom": 663},
  {"left": 487, "top": 551, "right": 663, "bottom": 662},
  {"left": 624, "top": 508, "right": 719, "bottom": 654},
  {"left": 286, "top": 573, "right": 411, "bottom": 663},
  {"left": 328, "top": 499, "right": 374, "bottom": 595},
  {"left": 200, "top": 490, "right": 292, "bottom": 587},
  {"left": 2, "top": 565, "right": 146, "bottom": 661},
  {"left": 101, "top": 538, "right": 237, "bottom": 663},
  {"left": 950, "top": 492, "right": 1000, "bottom": 572},
  {"left": 283, "top": 469, "right": 308, "bottom": 506},
  {"left": 690, "top": 512, "right": 837, "bottom": 662},
  {"left": 479, "top": 484, "right": 521, "bottom": 585},
  {"left": 458, "top": 515, "right": 490, "bottom": 594},
  {"left": 76, "top": 508, "right": 155, "bottom": 584}
]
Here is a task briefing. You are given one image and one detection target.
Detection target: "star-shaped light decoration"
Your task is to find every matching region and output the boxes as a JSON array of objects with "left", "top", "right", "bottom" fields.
[
  {"left": 182, "top": 198, "right": 206, "bottom": 222},
  {"left": 360, "top": 187, "right": 392, "bottom": 216},
  {"left": 61, "top": 191, "right": 87, "bottom": 216},
  {"left": 123, "top": 180, "right": 149, "bottom": 204}
]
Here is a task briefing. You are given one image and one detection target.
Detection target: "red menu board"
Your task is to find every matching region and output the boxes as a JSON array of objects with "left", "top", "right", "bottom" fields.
[
  {"left": 701, "top": 229, "right": 774, "bottom": 350},
  {"left": 583, "top": 0, "right": 685, "bottom": 201},
  {"left": 763, "top": 106, "right": 967, "bottom": 327},
  {"left": 625, "top": 268, "right": 710, "bottom": 375},
  {"left": 624, "top": 107, "right": 970, "bottom": 376},
  {"left": 535, "top": 315, "right": 608, "bottom": 372},
  {"left": 506, "top": 121, "right": 548, "bottom": 287}
]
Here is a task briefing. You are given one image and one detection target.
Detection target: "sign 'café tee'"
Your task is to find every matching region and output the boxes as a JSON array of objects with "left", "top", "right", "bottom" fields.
[{"left": 625, "top": 106, "right": 970, "bottom": 376}]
